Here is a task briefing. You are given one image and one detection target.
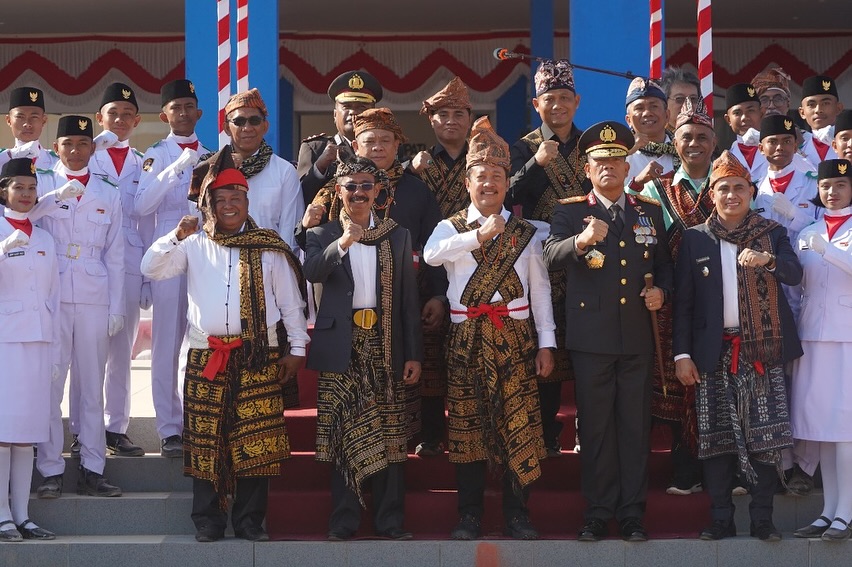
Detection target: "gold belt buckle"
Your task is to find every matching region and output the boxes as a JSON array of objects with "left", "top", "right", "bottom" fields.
[
  {"left": 66, "top": 243, "right": 81, "bottom": 260},
  {"left": 353, "top": 308, "right": 377, "bottom": 329}
]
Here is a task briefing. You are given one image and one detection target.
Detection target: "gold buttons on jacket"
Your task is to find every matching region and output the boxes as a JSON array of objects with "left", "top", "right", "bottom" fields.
[
  {"left": 621, "top": 259, "right": 627, "bottom": 266},
  {"left": 620, "top": 297, "right": 627, "bottom": 305},
  {"left": 580, "top": 302, "right": 585, "bottom": 308},
  {"left": 619, "top": 241, "right": 626, "bottom": 248},
  {"left": 620, "top": 278, "right": 627, "bottom": 285}
]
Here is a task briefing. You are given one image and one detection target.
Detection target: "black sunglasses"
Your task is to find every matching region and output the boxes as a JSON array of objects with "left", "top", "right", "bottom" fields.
[
  {"left": 340, "top": 182, "right": 376, "bottom": 192},
  {"left": 227, "top": 116, "right": 265, "bottom": 127}
]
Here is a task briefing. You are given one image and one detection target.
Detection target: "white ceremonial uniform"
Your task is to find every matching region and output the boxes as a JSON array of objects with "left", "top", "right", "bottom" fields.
[
  {"left": 0, "top": 216, "right": 60, "bottom": 443},
  {"left": 626, "top": 133, "right": 676, "bottom": 186},
  {"left": 754, "top": 163, "right": 822, "bottom": 319},
  {"left": 244, "top": 153, "right": 304, "bottom": 252},
  {"left": 140, "top": 228, "right": 308, "bottom": 355},
  {"left": 730, "top": 137, "right": 769, "bottom": 187},
  {"left": 801, "top": 128, "right": 838, "bottom": 168},
  {"left": 90, "top": 142, "right": 154, "bottom": 433},
  {"left": 0, "top": 141, "right": 58, "bottom": 172},
  {"left": 423, "top": 205, "right": 556, "bottom": 348},
  {"left": 36, "top": 165, "right": 125, "bottom": 477},
  {"left": 792, "top": 212, "right": 852, "bottom": 472},
  {"left": 135, "top": 133, "right": 212, "bottom": 440}
]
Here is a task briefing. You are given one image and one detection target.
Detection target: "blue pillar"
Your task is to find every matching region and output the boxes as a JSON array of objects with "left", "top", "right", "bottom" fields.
[
  {"left": 529, "top": 0, "right": 554, "bottom": 129},
  {"left": 496, "top": 77, "right": 529, "bottom": 144},
  {"left": 185, "top": 0, "right": 280, "bottom": 152},
  {"left": 184, "top": 1, "right": 219, "bottom": 148},
  {"left": 248, "top": 0, "right": 280, "bottom": 153},
  {"left": 570, "top": 0, "right": 649, "bottom": 126},
  {"left": 278, "top": 78, "right": 294, "bottom": 161}
]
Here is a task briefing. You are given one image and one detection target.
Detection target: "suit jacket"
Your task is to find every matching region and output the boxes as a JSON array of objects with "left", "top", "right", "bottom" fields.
[
  {"left": 673, "top": 221, "right": 803, "bottom": 374},
  {"left": 296, "top": 133, "right": 355, "bottom": 206},
  {"left": 543, "top": 192, "right": 674, "bottom": 355},
  {"left": 303, "top": 220, "right": 423, "bottom": 375}
]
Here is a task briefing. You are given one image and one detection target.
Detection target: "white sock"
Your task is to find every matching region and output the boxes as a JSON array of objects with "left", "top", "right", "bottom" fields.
[
  {"left": 9, "top": 445, "right": 34, "bottom": 527},
  {"left": 0, "top": 446, "right": 13, "bottom": 525},
  {"left": 831, "top": 441, "right": 852, "bottom": 530},
  {"left": 818, "top": 441, "right": 837, "bottom": 525}
]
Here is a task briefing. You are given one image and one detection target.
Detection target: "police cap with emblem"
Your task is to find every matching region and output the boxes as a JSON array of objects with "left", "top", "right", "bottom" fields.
[
  {"left": 100, "top": 82, "right": 138, "bottom": 111},
  {"left": 56, "top": 115, "right": 93, "bottom": 139},
  {"left": 578, "top": 121, "right": 634, "bottom": 159},
  {"left": 759, "top": 114, "right": 797, "bottom": 141},
  {"left": 818, "top": 159, "right": 852, "bottom": 181},
  {"left": 833, "top": 109, "right": 852, "bottom": 135},
  {"left": 0, "top": 157, "right": 37, "bottom": 180},
  {"left": 802, "top": 75, "right": 839, "bottom": 100},
  {"left": 161, "top": 79, "right": 198, "bottom": 107},
  {"left": 8, "top": 87, "right": 45, "bottom": 111},
  {"left": 327, "top": 70, "right": 383, "bottom": 104},
  {"left": 725, "top": 83, "right": 760, "bottom": 110}
]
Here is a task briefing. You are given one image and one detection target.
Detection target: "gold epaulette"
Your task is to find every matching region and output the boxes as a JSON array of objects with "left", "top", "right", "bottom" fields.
[
  {"left": 633, "top": 194, "right": 661, "bottom": 206},
  {"left": 301, "top": 133, "right": 330, "bottom": 143},
  {"left": 557, "top": 195, "right": 587, "bottom": 205}
]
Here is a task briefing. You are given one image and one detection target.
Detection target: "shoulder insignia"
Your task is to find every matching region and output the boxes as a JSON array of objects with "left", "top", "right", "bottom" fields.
[
  {"left": 0, "top": 147, "right": 5, "bottom": 152},
  {"left": 633, "top": 193, "right": 661, "bottom": 206},
  {"left": 133, "top": 149, "right": 144, "bottom": 158},
  {"left": 48, "top": 150, "right": 58, "bottom": 158},
  {"left": 95, "top": 174, "right": 118, "bottom": 188},
  {"left": 35, "top": 167, "right": 54, "bottom": 175},
  {"left": 805, "top": 170, "right": 818, "bottom": 179},
  {"left": 151, "top": 140, "right": 163, "bottom": 148},
  {"left": 301, "top": 133, "right": 330, "bottom": 143},
  {"left": 557, "top": 195, "right": 587, "bottom": 205},
  {"left": 142, "top": 158, "right": 154, "bottom": 172}
]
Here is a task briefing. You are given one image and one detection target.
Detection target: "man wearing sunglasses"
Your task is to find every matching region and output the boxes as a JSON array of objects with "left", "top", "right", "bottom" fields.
[{"left": 218, "top": 88, "right": 303, "bottom": 252}]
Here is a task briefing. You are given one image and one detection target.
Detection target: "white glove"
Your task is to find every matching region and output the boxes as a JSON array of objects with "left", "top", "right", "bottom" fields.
[
  {"left": 93, "top": 130, "right": 120, "bottom": 151},
  {"left": 139, "top": 282, "right": 153, "bottom": 310},
  {"left": 172, "top": 147, "right": 199, "bottom": 174},
  {"left": 771, "top": 192, "right": 796, "bottom": 220},
  {"left": 8, "top": 141, "right": 39, "bottom": 160},
  {"left": 56, "top": 179, "right": 86, "bottom": 200},
  {"left": 807, "top": 232, "right": 827, "bottom": 255},
  {"left": 741, "top": 128, "right": 761, "bottom": 146},
  {"left": 108, "top": 314, "right": 125, "bottom": 337},
  {"left": 0, "top": 229, "right": 29, "bottom": 255}
]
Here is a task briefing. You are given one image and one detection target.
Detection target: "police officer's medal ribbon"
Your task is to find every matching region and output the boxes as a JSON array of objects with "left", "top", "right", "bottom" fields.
[{"left": 586, "top": 248, "right": 605, "bottom": 269}]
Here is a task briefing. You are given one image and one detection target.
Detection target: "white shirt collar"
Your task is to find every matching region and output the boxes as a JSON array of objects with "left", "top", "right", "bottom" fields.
[
  {"left": 466, "top": 203, "right": 509, "bottom": 224},
  {"left": 592, "top": 189, "right": 625, "bottom": 211}
]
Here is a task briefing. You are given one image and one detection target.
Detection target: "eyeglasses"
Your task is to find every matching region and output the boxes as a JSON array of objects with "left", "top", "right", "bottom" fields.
[
  {"left": 669, "top": 95, "right": 701, "bottom": 105},
  {"left": 759, "top": 94, "right": 789, "bottom": 106},
  {"left": 227, "top": 115, "right": 265, "bottom": 127},
  {"left": 340, "top": 182, "right": 376, "bottom": 192}
]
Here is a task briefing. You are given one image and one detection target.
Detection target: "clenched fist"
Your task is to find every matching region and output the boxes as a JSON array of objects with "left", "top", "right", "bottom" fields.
[
  {"left": 534, "top": 140, "right": 559, "bottom": 167},
  {"left": 340, "top": 222, "right": 364, "bottom": 250},
  {"left": 176, "top": 216, "right": 199, "bottom": 241},
  {"left": 576, "top": 216, "right": 609, "bottom": 250},
  {"left": 477, "top": 214, "right": 506, "bottom": 242}
]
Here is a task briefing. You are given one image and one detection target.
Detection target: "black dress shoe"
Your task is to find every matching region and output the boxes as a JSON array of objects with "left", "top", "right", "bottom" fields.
[
  {"left": 77, "top": 466, "right": 122, "bottom": 497},
  {"left": 546, "top": 443, "right": 563, "bottom": 458},
  {"left": 327, "top": 528, "right": 354, "bottom": 541},
  {"left": 17, "top": 520, "right": 55, "bottom": 540},
  {"left": 376, "top": 527, "right": 413, "bottom": 540},
  {"left": 700, "top": 519, "right": 736, "bottom": 540},
  {"left": 161, "top": 435, "right": 183, "bottom": 458},
  {"left": 235, "top": 526, "right": 269, "bottom": 542},
  {"left": 619, "top": 517, "right": 648, "bottom": 542},
  {"left": 750, "top": 520, "right": 781, "bottom": 541},
  {"left": 195, "top": 525, "right": 224, "bottom": 542},
  {"left": 37, "top": 475, "right": 63, "bottom": 499},
  {"left": 822, "top": 517, "right": 851, "bottom": 541},
  {"left": 504, "top": 514, "right": 539, "bottom": 540},
  {"left": 0, "top": 521, "right": 23, "bottom": 542},
  {"left": 578, "top": 518, "right": 608, "bottom": 542},
  {"left": 794, "top": 516, "right": 831, "bottom": 538},
  {"left": 450, "top": 514, "right": 481, "bottom": 540},
  {"left": 414, "top": 441, "right": 443, "bottom": 457},
  {"left": 106, "top": 431, "right": 145, "bottom": 457}
]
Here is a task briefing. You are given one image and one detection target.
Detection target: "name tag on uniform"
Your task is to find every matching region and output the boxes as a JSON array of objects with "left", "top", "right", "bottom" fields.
[
  {"left": 798, "top": 203, "right": 810, "bottom": 208},
  {"left": 96, "top": 209, "right": 105, "bottom": 214},
  {"left": 37, "top": 250, "right": 46, "bottom": 256},
  {"left": 58, "top": 203, "right": 70, "bottom": 210},
  {"left": 6, "top": 251, "right": 24, "bottom": 258},
  {"left": 695, "top": 256, "right": 710, "bottom": 264}
]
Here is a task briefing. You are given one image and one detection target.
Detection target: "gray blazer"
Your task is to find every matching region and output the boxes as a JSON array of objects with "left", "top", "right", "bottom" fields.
[{"left": 303, "top": 220, "right": 423, "bottom": 375}]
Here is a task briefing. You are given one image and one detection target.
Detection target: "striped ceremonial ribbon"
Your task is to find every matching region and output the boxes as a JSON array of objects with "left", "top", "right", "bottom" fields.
[
  {"left": 236, "top": 0, "right": 249, "bottom": 92},
  {"left": 217, "top": 0, "right": 231, "bottom": 147},
  {"left": 649, "top": 0, "right": 663, "bottom": 78},
  {"left": 697, "top": 0, "right": 714, "bottom": 114}
]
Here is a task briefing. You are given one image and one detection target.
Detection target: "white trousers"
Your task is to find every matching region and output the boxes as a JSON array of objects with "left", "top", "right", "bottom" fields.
[
  {"left": 103, "top": 272, "right": 143, "bottom": 433},
  {"left": 38, "top": 303, "right": 109, "bottom": 477},
  {"left": 150, "top": 275, "right": 187, "bottom": 439}
]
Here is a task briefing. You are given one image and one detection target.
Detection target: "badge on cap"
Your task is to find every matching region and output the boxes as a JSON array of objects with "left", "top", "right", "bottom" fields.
[
  {"left": 747, "top": 86, "right": 756, "bottom": 98},
  {"left": 29, "top": 91, "right": 39, "bottom": 103},
  {"left": 122, "top": 88, "right": 132, "bottom": 100},
  {"left": 189, "top": 82, "right": 195, "bottom": 94},
  {"left": 348, "top": 74, "right": 365, "bottom": 90},
  {"left": 78, "top": 119, "right": 88, "bottom": 131},
  {"left": 784, "top": 119, "right": 793, "bottom": 131},
  {"left": 30, "top": 163, "right": 36, "bottom": 174},
  {"left": 600, "top": 125, "right": 617, "bottom": 143},
  {"left": 142, "top": 158, "right": 154, "bottom": 172},
  {"left": 840, "top": 163, "right": 849, "bottom": 176},
  {"left": 823, "top": 80, "right": 832, "bottom": 92}
]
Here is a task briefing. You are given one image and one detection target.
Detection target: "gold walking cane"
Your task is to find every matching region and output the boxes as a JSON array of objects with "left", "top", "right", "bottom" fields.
[{"left": 644, "top": 272, "right": 666, "bottom": 396}]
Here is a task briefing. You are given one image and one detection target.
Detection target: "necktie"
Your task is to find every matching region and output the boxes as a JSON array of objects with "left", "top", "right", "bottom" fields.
[
  {"left": 178, "top": 141, "right": 199, "bottom": 151},
  {"left": 5, "top": 217, "right": 33, "bottom": 238},
  {"left": 825, "top": 215, "right": 852, "bottom": 240},
  {"left": 738, "top": 143, "right": 758, "bottom": 168},
  {"left": 107, "top": 146, "right": 129, "bottom": 175},
  {"left": 768, "top": 171, "right": 795, "bottom": 194},
  {"left": 609, "top": 203, "right": 624, "bottom": 234},
  {"left": 812, "top": 138, "right": 830, "bottom": 162}
]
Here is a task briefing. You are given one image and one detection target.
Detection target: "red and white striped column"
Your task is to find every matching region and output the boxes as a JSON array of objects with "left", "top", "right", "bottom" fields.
[
  {"left": 236, "top": 0, "right": 249, "bottom": 92},
  {"left": 649, "top": 0, "right": 663, "bottom": 79},
  {"left": 217, "top": 0, "right": 231, "bottom": 147},
  {"left": 697, "top": 0, "right": 713, "bottom": 114}
]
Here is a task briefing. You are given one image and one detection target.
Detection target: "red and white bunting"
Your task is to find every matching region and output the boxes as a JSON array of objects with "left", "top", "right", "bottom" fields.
[
  {"left": 217, "top": 0, "right": 231, "bottom": 147},
  {"left": 236, "top": 0, "right": 249, "bottom": 92},
  {"left": 697, "top": 0, "right": 714, "bottom": 114},
  {"left": 649, "top": 0, "right": 663, "bottom": 79}
]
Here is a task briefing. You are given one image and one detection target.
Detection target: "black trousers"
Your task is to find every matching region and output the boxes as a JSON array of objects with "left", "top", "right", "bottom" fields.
[
  {"left": 703, "top": 454, "right": 778, "bottom": 524},
  {"left": 571, "top": 351, "right": 652, "bottom": 522},
  {"left": 420, "top": 395, "right": 446, "bottom": 445},
  {"left": 538, "top": 381, "right": 564, "bottom": 450},
  {"left": 191, "top": 477, "right": 268, "bottom": 532},
  {"left": 455, "top": 461, "right": 529, "bottom": 521},
  {"left": 329, "top": 462, "right": 406, "bottom": 534},
  {"left": 669, "top": 421, "right": 701, "bottom": 486}
]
